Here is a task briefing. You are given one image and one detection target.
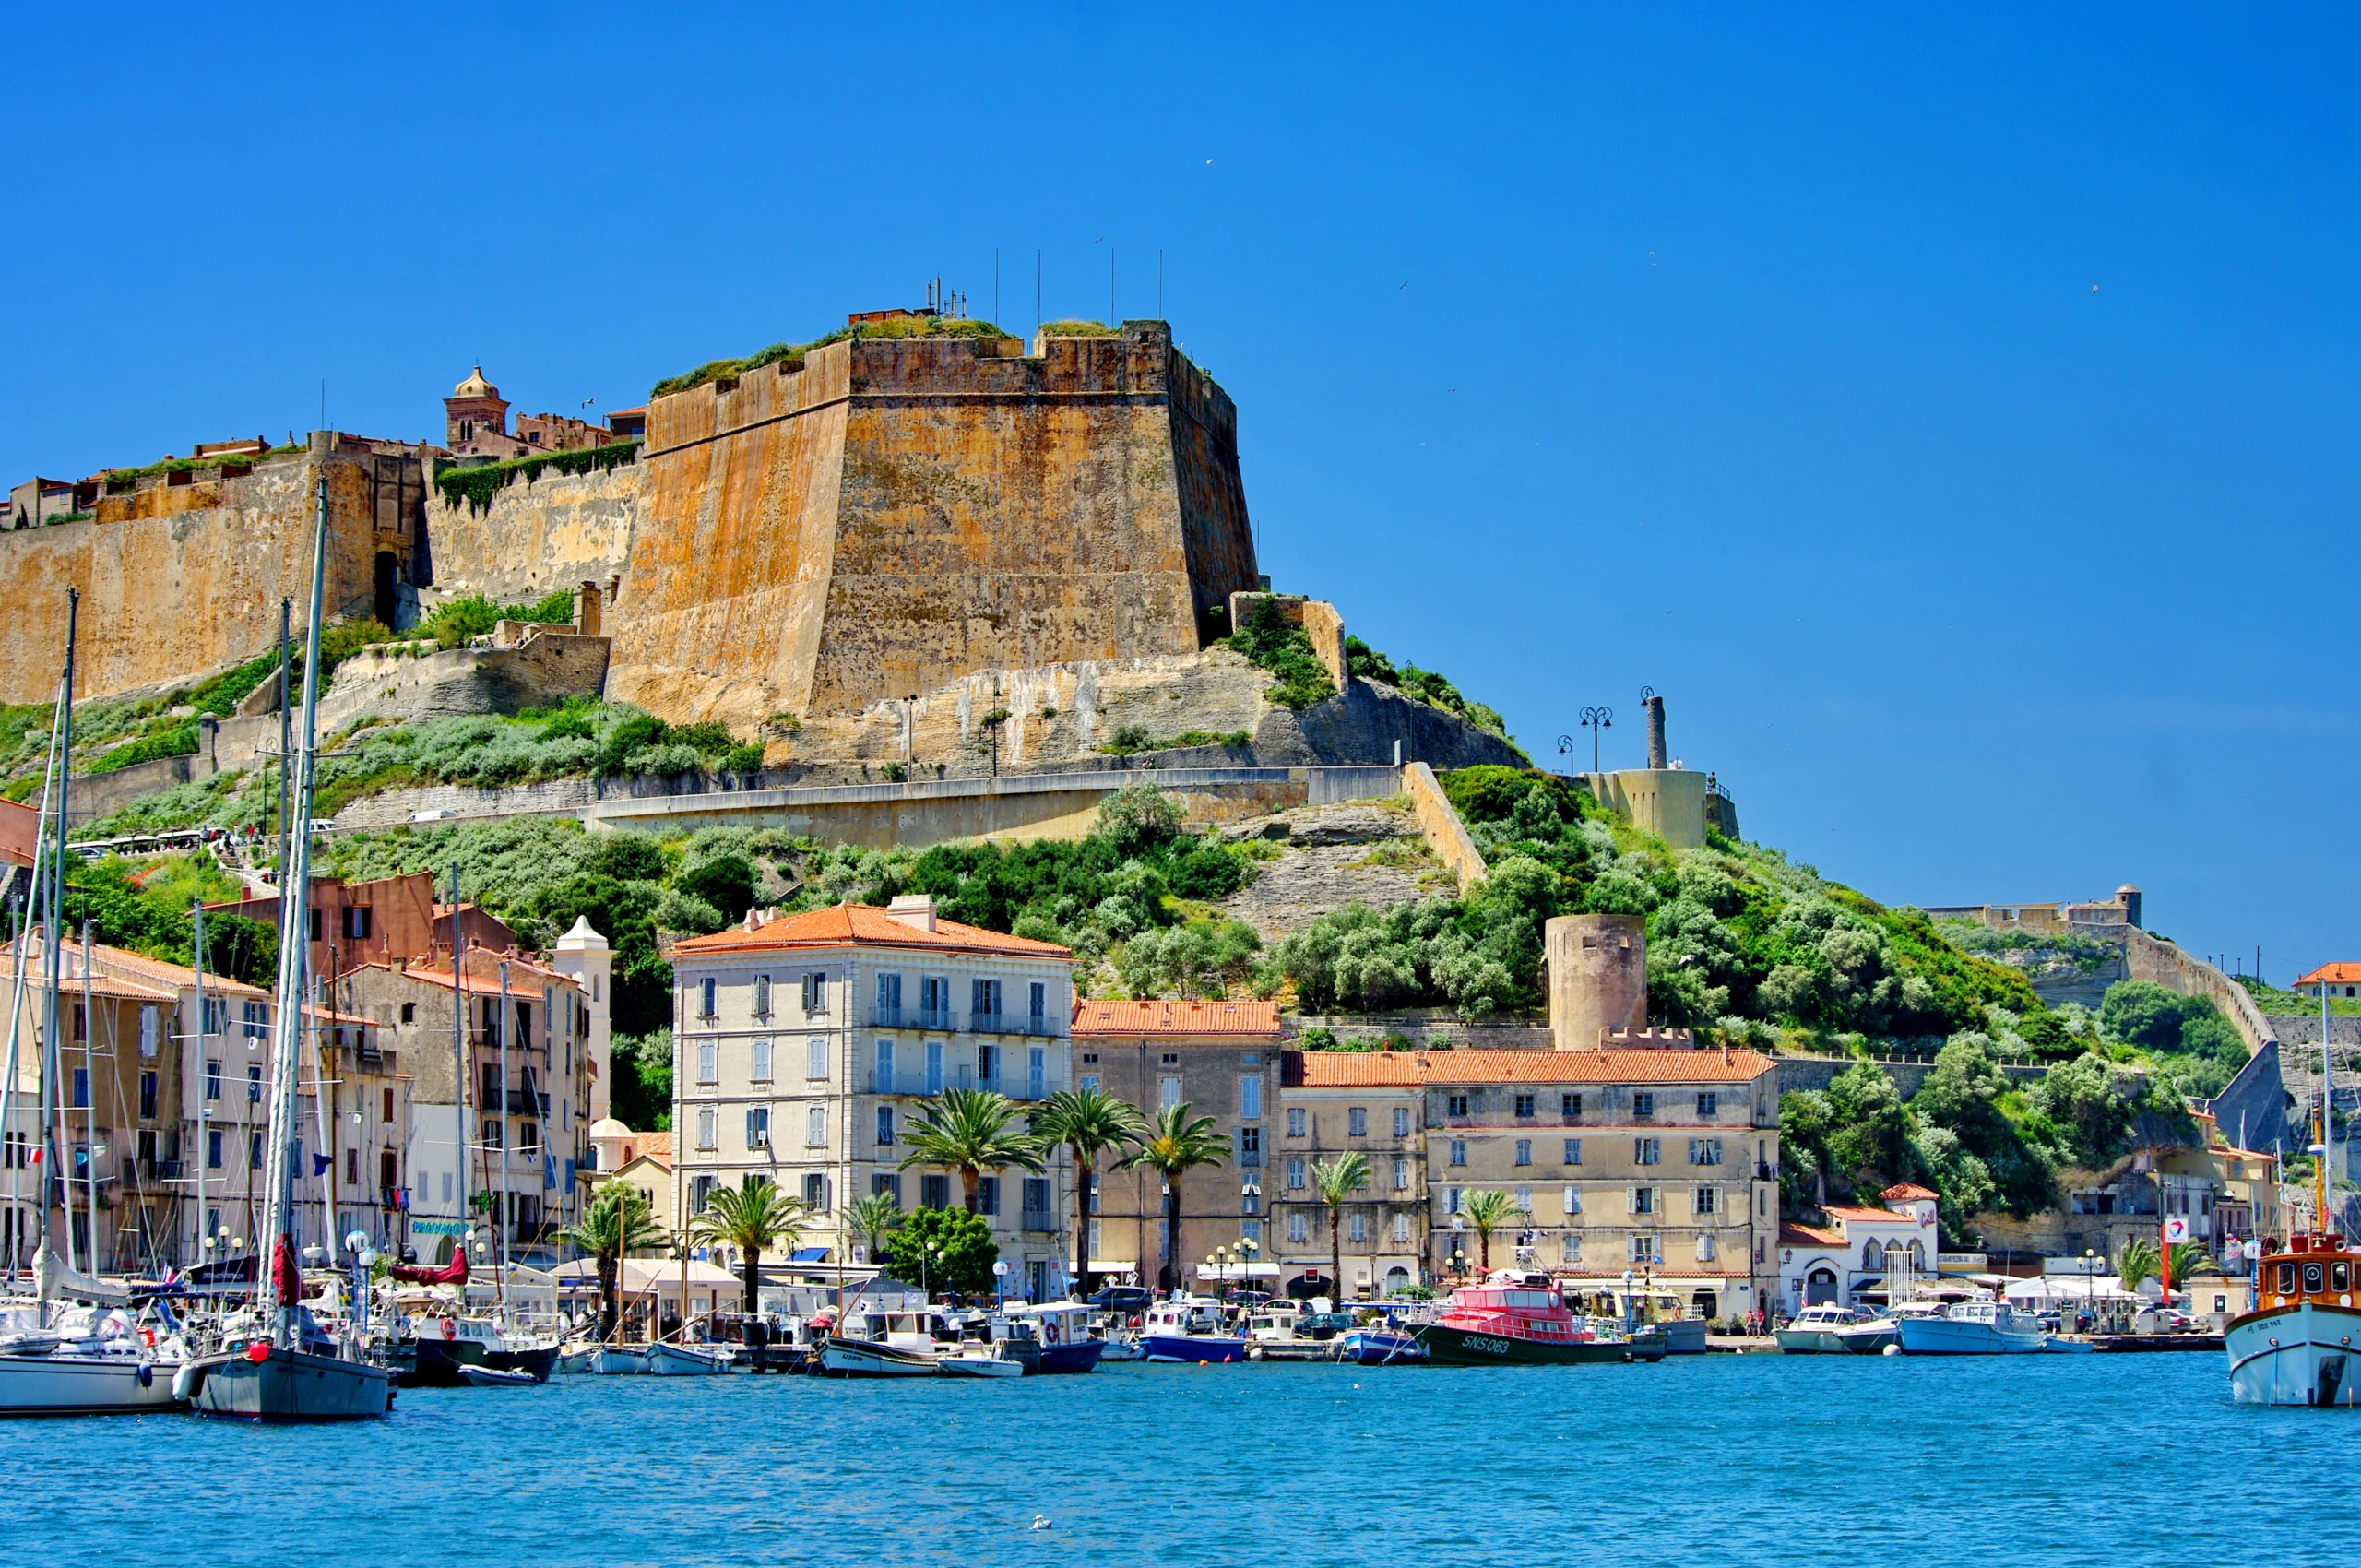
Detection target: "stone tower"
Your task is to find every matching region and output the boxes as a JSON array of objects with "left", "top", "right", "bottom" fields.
[
  {"left": 1644, "top": 693, "right": 1667, "bottom": 769},
  {"left": 444, "top": 366, "right": 510, "bottom": 449},
  {"left": 1545, "top": 913, "right": 1648, "bottom": 1051},
  {"left": 551, "top": 914, "right": 612, "bottom": 1121}
]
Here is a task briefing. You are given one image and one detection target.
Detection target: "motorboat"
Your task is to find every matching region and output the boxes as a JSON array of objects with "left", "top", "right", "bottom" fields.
[
  {"left": 1896, "top": 1299, "right": 2047, "bottom": 1355},
  {"left": 1774, "top": 1304, "right": 1864, "bottom": 1354},
  {"left": 1340, "top": 1326, "right": 1426, "bottom": 1364},
  {"left": 1000, "top": 1302, "right": 1107, "bottom": 1373},
  {"left": 935, "top": 1343, "right": 1025, "bottom": 1377},
  {"left": 1139, "top": 1297, "right": 1248, "bottom": 1363},
  {"left": 587, "top": 1346, "right": 651, "bottom": 1375},
  {"left": 458, "top": 1363, "right": 540, "bottom": 1388},
  {"left": 647, "top": 1340, "right": 734, "bottom": 1375},
  {"left": 1414, "top": 1271, "right": 1636, "bottom": 1365},
  {"left": 1835, "top": 1301, "right": 1944, "bottom": 1354},
  {"left": 818, "top": 1336, "right": 940, "bottom": 1377}
]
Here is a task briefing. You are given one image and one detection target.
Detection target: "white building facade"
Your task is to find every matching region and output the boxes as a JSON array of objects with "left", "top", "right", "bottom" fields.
[{"left": 669, "top": 896, "right": 1076, "bottom": 1302}]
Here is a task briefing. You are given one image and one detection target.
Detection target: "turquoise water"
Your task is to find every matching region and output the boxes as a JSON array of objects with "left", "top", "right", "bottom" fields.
[{"left": 10, "top": 1353, "right": 2357, "bottom": 1566}]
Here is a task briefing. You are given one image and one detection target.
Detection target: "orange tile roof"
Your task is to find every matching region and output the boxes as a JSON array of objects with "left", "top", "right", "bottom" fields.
[
  {"left": 673, "top": 903, "right": 1072, "bottom": 960},
  {"left": 2, "top": 937, "right": 270, "bottom": 999},
  {"left": 1287, "top": 1046, "right": 1774, "bottom": 1088},
  {"left": 351, "top": 957, "right": 576, "bottom": 998},
  {"left": 1071, "top": 999, "right": 1282, "bottom": 1038},
  {"left": 637, "top": 1131, "right": 674, "bottom": 1160},
  {"left": 2296, "top": 963, "right": 2361, "bottom": 987},
  {"left": 1881, "top": 1182, "right": 1939, "bottom": 1202},
  {"left": 1780, "top": 1221, "right": 1845, "bottom": 1247}
]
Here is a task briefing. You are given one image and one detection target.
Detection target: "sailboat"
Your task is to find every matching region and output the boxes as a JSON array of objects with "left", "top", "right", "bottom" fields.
[
  {"left": 0, "top": 594, "right": 189, "bottom": 1413},
  {"left": 181, "top": 473, "right": 395, "bottom": 1421}
]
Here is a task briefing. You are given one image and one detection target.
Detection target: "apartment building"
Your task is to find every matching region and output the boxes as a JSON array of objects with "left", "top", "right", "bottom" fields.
[
  {"left": 669, "top": 897, "right": 1075, "bottom": 1302},
  {"left": 1071, "top": 999, "right": 1284, "bottom": 1293},
  {"left": 342, "top": 948, "right": 592, "bottom": 1265},
  {"left": 1421, "top": 1046, "right": 1780, "bottom": 1321},
  {"left": 1274, "top": 1051, "right": 1429, "bottom": 1299},
  {"left": 2, "top": 937, "right": 414, "bottom": 1274}
]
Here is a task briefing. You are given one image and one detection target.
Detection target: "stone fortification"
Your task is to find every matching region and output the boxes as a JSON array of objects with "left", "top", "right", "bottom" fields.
[
  {"left": 420, "top": 459, "right": 639, "bottom": 610},
  {"left": 314, "top": 628, "right": 611, "bottom": 734},
  {"left": 0, "top": 436, "right": 425, "bottom": 704},
  {"left": 604, "top": 321, "right": 1258, "bottom": 730}
]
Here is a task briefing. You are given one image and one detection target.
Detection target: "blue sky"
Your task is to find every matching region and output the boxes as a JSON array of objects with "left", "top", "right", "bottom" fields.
[{"left": 3, "top": 5, "right": 2353, "bottom": 981}]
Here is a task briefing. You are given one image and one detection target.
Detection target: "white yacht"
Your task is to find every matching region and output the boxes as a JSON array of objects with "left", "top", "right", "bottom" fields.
[
  {"left": 1774, "top": 1304, "right": 1862, "bottom": 1354},
  {"left": 1896, "top": 1299, "right": 2047, "bottom": 1355}
]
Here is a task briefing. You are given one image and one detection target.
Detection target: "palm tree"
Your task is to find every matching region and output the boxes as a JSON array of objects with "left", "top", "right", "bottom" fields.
[
  {"left": 1120, "top": 1102, "right": 1228, "bottom": 1294},
  {"left": 689, "top": 1177, "right": 811, "bottom": 1314},
  {"left": 1462, "top": 1189, "right": 1518, "bottom": 1274},
  {"left": 2117, "top": 1237, "right": 2208, "bottom": 1297},
  {"left": 558, "top": 1182, "right": 668, "bottom": 1339},
  {"left": 898, "top": 1086, "right": 1045, "bottom": 1211},
  {"left": 1030, "top": 1086, "right": 1146, "bottom": 1297},
  {"left": 1311, "top": 1152, "right": 1371, "bottom": 1306},
  {"left": 837, "top": 1190, "right": 907, "bottom": 1265}
]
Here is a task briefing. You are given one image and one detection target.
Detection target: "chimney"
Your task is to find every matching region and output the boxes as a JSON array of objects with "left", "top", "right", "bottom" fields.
[
  {"left": 1644, "top": 694, "right": 1667, "bottom": 770},
  {"left": 886, "top": 894, "right": 938, "bottom": 932},
  {"left": 742, "top": 908, "right": 762, "bottom": 932}
]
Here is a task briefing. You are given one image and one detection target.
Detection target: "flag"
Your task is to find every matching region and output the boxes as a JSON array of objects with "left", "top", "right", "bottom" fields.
[{"left": 312, "top": 1153, "right": 333, "bottom": 1176}]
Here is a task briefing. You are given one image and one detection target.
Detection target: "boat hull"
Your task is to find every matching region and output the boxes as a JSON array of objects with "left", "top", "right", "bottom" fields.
[
  {"left": 1140, "top": 1334, "right": 1247, "bottom": 1363},
  {"left": 818, "top": 1337, "right": 939, "bottom": 1377},
  {"left": 0, "top": 1351, "right": 181, "bottom": 1414},
  {"left": 1896, "top": 1316, "right": 2045, "bottom": 1356},
  {"left": 1340, "top": 1330, "right": 1427, "bottom": 1364},
  {"left": 187, "top": 1346, "right": 395, "bottom": 1420},
  {"left": 1836, "top": 1324, "right": 1900, "bottom": 1354},
  {"left": 1774, "top": 1328, "right": 1852, "bottom": 1354},
  {"left": 937, "top": 1354, "right": 1024, "bottom": 1377},
  {"left": 2225, "top": 1301, "right": 2361, "bottom": 1406},
  {"left": 485, "top": 1343, "right": 559, "bottom": 1383},
  {"left": 1413, "top": 1323, "right": 1631, "bottom": 1366},
  {"left": 646, "top": 1343, "right": 733, "bottom": 1376},
  {"left": 589, "top": 1348, "right": 649, "bottom": 1375},
  {"left": 1657, "top": 1319, "right": 1709, "bottom": 1355},
  {"left": 402, "top": 1336, "right": 488, "bottom": 1387},
  {"left": 1036, "top": 1340, "right": 1107, "bottom": 1374},
  {"left": 457, "top": 1364, "right": 539, "bottom": 1387}
]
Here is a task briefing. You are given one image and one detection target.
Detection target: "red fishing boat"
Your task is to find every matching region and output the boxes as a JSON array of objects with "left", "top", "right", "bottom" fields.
[{"left": 1413, "top": 1271, "right": 1650, "bottom": 1365}]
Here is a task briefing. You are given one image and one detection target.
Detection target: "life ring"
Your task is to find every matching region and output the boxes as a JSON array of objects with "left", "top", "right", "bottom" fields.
[
  {"left": 140, "top": 1326, "right": 155, "bottom": 1348},
  {"left": 440, "top": 1318, "right": 457, "bottom": 1341},
  {"left": 1043, "top": 1321, "right": 1060, "bottom": 1345}
]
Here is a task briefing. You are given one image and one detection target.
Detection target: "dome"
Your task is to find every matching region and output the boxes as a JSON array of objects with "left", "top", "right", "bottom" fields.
[
  {"left": 587, "top": 1118, "right": 633, "bottom": 1140},
  {"left": 452, "top": 365, "right": 499, "bottom": 398}
]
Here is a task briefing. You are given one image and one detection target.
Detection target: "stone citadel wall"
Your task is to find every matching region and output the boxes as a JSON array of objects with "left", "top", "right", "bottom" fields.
[
  {"left": 0, "top": 439, "right": 420, "bottom": 705},
  {"left": 605, "top": 321, "right": 1258, "bottom": 730},
  {"left": 420, "top": 460, "right": 640, "bottom": 610}
]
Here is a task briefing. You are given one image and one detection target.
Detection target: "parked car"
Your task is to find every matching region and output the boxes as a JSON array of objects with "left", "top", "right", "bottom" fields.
[{"left": 1087, "top": 1286, "right": 1154, "bottom": 1313}]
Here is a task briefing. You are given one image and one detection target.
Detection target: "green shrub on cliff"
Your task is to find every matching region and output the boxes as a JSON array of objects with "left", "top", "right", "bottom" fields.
[
  {"left": 1345, "top": 634, "right": 1513, "bottom": 741},
  {"left": 650, "top": 318, "right": 1017, "bottom": 398},
  {"left": 1228, "top": 600, "right": 1335, "bottom": 709},
  {"left": 433, "top": 442, "right": 638, "bottom": 515}
]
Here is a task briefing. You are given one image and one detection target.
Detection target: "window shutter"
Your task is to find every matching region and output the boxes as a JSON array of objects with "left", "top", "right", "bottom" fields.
[
  {"left": 1563, "top": 1185, "right": 1580, "bottom": 1215},
  {"left": 1627, "top": 1188, "right": 1637, "bottom": 1214}
]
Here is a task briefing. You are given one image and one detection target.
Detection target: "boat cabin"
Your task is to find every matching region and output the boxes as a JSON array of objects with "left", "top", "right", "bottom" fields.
[
  {"left": 2258, "top": 1233, "right": 2361, "bottom": 1311},
  {"left": 1439, "top": 1281, "right": 1584, "bottom": 1342},
  {"left": 1143, "top": 1298, "right": 1228, "bottom": 1337}
]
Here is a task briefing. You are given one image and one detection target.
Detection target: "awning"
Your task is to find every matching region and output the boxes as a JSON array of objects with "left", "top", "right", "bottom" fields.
[
  {"left": 788, "top": 1247, "right": 829, "bottom": 1263},
  {"left": 1189, "top": 1261, "right": 1283, "bottom": 1280}
]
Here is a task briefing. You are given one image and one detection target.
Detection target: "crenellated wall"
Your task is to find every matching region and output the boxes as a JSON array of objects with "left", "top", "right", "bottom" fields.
[
  {"left": 604, "top": 321, "right": 1258, "bottom": 729},
  {"left": 420, "top": 459, "right": 640, "bottom": 609}
]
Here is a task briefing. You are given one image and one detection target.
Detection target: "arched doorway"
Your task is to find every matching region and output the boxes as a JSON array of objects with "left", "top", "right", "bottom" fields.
[
  {"left": 374, "top": 552, "right": 398, "bottom": 627},
  {"left": 1287, "top": 1271, "right": 1335, "bottom": 1301},
  {"left": 1383, "top": 1265, "right": 1412, "bottom": 1296},
  {"left": 1691, "top": 1289, "right": 1718, "bottom": 1321},
  {"left": 1805, "top": 1266, "right": 1838, "bottom": 1305}
]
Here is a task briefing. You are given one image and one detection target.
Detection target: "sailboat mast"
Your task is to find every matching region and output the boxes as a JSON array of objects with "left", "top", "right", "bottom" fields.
[
  {"left": 3, "top": 683, "right": 64, "bottom": 1292},
  {"left": 192, "top": 897, "right": 206, "bottom": 1277},
  {"left": 263, "top": 476, "right": 329, "bottom": 1343},
  {"left": 79, "top": 921, "right": 98, "bottom": 1274},
  {"left": 449, "top": 862, "right": 466, "bottom": 1264},
  {"left": 2321, "top": 975, "right": 2332, "bottom": 1237},
  {"left": 43, "top": 591, "right": 77, "bottom": 1273},
  {"left": 497, "top": 959, "right": 510, "bottom": 1297}
]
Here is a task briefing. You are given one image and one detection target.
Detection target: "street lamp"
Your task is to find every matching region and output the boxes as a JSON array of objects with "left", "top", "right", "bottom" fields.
[{"left": 1578, "top": 707, "right": 1612, "bottom": 774}]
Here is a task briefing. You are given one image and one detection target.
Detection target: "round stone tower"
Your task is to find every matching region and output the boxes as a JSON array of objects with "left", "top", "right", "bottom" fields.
[{"left": 1545, "top": 913, "right": 1648, "bottom": 1051}]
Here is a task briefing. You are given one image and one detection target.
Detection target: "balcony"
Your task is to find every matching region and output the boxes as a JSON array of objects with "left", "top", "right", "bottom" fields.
[
  {"left": 971, "top": 1012, "right": 1062, "bottom": 1039},
  {"left": 1019, "top": 1207, "right": 1056, "bottom": 1234},
  {"left": 868, "top": 1069, "right": 1050, "bottom": 1102}
]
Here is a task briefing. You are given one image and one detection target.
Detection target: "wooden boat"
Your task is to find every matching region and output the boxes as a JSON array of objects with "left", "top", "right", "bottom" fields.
[
  {"left": 587, "top": 1346, "right": 650, "bottom": 1375},
  {"left": 1340, "top": 1326, "right": 1426, "bottom": 1364},
  {"left": 817, "top": 1336, "right": 939, "bottom": 1377},
  {"left": 1414, "top": 1272, "right": 1635, "bottom": 1365},
  {"left": 2226, "top": 1016, "right": 2361, "bottom": 1405},
  {"left": 999, "top": 1303, "right": 1107, "bottom": 1373},
  {"left": 646, "top": 1341, "right": 733, "bottom": 1375}
]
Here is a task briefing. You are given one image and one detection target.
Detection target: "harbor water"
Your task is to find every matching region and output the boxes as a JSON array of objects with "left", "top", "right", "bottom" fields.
[{"left": 10, "top": 1352, "right": 2356, "bottom": 1567}]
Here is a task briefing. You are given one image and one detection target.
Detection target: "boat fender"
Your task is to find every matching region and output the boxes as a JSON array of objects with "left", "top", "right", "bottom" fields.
[
  {"left": 244, "top": 1342, "right": 271, "bottom": 1363},
  {"left": 137, "top": 1363, "right": 153, "bottom": 1388},
  {"left": 1880, "top": 1343, "right": 1901, "bottom": 1358},
  {"left": 441, "top": 1317, "right": 457, "bottom": 1341},
  {"left": 172, "top": 1361, "right": 203, "bottom": 1401}
]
